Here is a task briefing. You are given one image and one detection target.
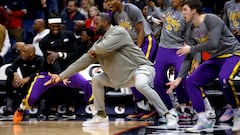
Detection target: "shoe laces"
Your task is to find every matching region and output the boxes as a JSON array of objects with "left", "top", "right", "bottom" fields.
[{"left": 166, "top": 113, "right": 178, "bottom": 122}]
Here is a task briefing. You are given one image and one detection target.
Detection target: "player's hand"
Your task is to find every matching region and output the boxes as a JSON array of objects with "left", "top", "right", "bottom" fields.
[
  {"left": 160, "top": 14, "right": 166, "bottom": 21},
  {"left": 166, "top": 77, "right": 182, "bottom": 94},
  {"left": 17, "top": 79, "right": 25, "bottom": 88},
  {"left": 12, "top": 73, "right": 22, "bottom": 87},
  {"left": 13, "top": 73, "right": 21, "bottom": 81},
  {"left": 177, "top": 43, "right": 191, "bottom": 56},
  {"left": 44, "top": 72, "right": 61, "bottom": 86},
  {"left": 47, "top": 51, "right": 59, "bottom": 64},
  {"left": 88, "top": 50, "right": 96, "bottom": 58},
  {"left": 63, "top": 79, "right": 71, "bottom": 85},
  {"left": 12, "top": 80, "right": 20, "bottom": 88},
  {"left": 12, "top": 79, "right": 24, "bottom": 88}
]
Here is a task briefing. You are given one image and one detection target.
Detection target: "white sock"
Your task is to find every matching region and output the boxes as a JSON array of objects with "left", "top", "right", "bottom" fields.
[
  {"left": 198, "top": 112, "right": 210, "bottom": 123},
  {"left": 20, "top": 103, "right": 26, "bottom": 110},
  {"left": 204, "top": 97, "right": 213, "bottom": 111}
]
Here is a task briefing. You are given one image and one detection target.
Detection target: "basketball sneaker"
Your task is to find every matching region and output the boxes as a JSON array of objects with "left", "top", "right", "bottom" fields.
[
  {"left": 169, "top": 108, "right": 179, "bottom": 122},
  {"left": 166, "top": 112, "right": 178, "bottom": 129},
  {"left": 13, "top": 108, "right": 24, "bottom": 124},
  {"left": 206, "top": 109, "right": 216, "bottom": 119},
  {"left": 232, "top": 117, "right": 240, "bottom": 132},
  {"left": 177, "top": 105, "right": 196, "bottom": 121},
  {"left": 219, "top": 105, "right": 233, "bottom": 122},
  {"left": 82, "top": 115, "right": 109, "bottom": 127},
  {"left": 158, "top": 115, "right": 167, "bottom": 123},
  {"left": 185, "top": 112, "right": 213, "bottom": 133},
  {"left": 232, "top": 108, "right": 240, "bottom": 132}
]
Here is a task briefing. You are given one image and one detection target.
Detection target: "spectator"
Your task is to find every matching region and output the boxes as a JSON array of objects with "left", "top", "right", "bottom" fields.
[
  {"left": 85, "top": 6, "right": 100, "bottom": 29},
  {"left": 61, "top": 0, "right": 86, "bottom": 32},
  {"left": 85, "top": 6, "right": 100, "bottom": 41},
  {"left": 78, "top": 0, "right": 95, "bottom": 18},
  {"left": 5, "top": 0, "right": 27, "bottom": 42},
  {"left": 74, "top": 20, "right": 86, "bottom": 36},
  {"left": 32, "top": 19, "right": 50, "bottom": 56},
  {"left": 75, "top": 28, "right": 94, "bottom": 59},
  {"left": 0, "top": 6, "right": 9, "bottom": 27},
  {"left": 102, "top": 0, "right": 112, "bottom": 18}
]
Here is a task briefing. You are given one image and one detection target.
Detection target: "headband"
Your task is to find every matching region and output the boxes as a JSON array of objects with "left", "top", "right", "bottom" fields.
[{"left": 48, "top": 18, "right": 62, "bottom": 24}]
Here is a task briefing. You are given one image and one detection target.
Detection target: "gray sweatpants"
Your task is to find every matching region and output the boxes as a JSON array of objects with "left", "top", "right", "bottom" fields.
[{"left": 91, "top": 65, "right": 168, "bottom": 116}]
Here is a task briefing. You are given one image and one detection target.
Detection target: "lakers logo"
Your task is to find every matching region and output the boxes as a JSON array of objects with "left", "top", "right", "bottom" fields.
[{"left": 119, "top": 21, "right": 132, "bottom": 30}]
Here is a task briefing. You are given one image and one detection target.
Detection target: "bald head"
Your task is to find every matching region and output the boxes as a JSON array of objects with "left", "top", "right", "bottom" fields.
[
  {"left": 32, "top": 19, "right": 46, "bottom": 32},
  {"left": 15, "top": 42, "right": 25, "bottom": 52},
  {"left": 23, "top": 44, "right": 35, "bottom": 54},
  {"left": 74, "top": 20, "right": 85, "bottom": 32},
  {"left": 20, "top": 44, "right": 36, "bottom": 60}
]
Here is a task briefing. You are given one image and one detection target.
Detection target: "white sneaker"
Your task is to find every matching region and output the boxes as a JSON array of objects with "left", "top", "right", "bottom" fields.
[
  {"left": 158, "top": 115, "right": 167, "bottom": 123},
  {"left": 186, "top": 121, "right": 213, "bottom": 133},
  {"left": 169, "top": 108, "right": 179, "bottom": 122},
  {"left": 186, "top": 113, "right": 213, "bottom": 133},
  {"left": 166, "top": 113, "right": 178, "bottom": 129},
  {"left": 206, "top": 110, "right": 216, "bottom": 119},
  {"left": 232, "top": 117, "right": 240, "bottom": 132},
  {"left": 82, "top": 115, "right": 109, "bottom": 127}
]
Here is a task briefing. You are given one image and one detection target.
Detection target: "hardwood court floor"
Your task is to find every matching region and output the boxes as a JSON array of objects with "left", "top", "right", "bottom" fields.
[
  {"left": 0, "top": 120, "right": 152, "bottom": 135},
  {"left": 1, "top": 119, "right": 240, "bottom": 135}
]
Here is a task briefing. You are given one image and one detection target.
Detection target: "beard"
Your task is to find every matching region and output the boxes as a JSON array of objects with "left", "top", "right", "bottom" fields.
[{"left": 96, "top": 27, "right": 106, "bottom": 35}]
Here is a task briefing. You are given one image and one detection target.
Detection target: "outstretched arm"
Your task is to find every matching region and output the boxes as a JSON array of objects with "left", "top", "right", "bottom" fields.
[
  {"left": 43, "top": 72, "right": 62, "bottom": 86},
  {"left": 44, "top": 72, "right": 70, "bottom": 86}
]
